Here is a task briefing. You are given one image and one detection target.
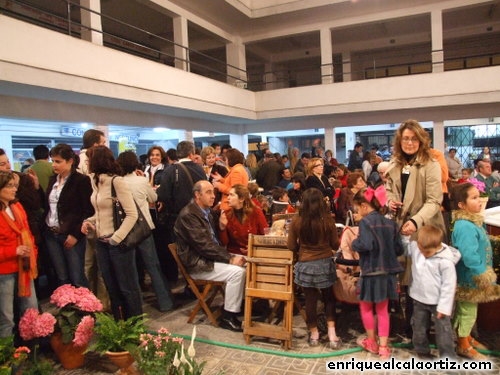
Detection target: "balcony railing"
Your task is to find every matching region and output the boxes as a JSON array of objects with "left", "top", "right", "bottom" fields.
[{"left": 1, "top": 0, "right": 499, "bottom": 92}]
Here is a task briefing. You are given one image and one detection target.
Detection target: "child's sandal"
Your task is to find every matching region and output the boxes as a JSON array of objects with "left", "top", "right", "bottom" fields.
[
  {"left": 379, "top": 346, "right": 391, "bottom": 359},
  {"left": 356, "top": 337, "right": 379, "bottom": 354}
]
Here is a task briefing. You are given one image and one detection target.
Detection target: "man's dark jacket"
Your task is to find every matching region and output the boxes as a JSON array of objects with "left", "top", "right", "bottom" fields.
[{"left": 174, "top": 201, "right": 231, "bottom": 274}]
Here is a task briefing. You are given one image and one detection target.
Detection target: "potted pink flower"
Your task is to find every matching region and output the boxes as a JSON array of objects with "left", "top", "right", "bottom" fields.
[
  {"left": 18, "top": 309, "right": 56, "bottom": 375},
  {"left": 48, "top": 284, "right": 103, "bottom": 347},
  {"left": 19, "top": 285, "right": 103, "bottom": 370}
]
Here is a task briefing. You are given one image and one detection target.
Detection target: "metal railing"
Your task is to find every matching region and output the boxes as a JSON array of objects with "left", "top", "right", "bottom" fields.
[
  {"left": 0, "top": 0, "right": 248, "bottom": 86},
  {"left": 2, "top": 0, "right": 499, "bottom": 92}
]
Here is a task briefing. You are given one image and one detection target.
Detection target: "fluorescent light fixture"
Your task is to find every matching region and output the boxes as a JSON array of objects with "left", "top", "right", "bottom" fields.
[{"left": 153, "top": 127, "right": 169, "bottom": 132}]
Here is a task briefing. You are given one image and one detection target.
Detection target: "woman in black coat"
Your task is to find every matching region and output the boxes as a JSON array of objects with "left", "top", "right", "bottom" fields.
[{"left": 44, "top": 144, "right": 94, "bottom": 287}]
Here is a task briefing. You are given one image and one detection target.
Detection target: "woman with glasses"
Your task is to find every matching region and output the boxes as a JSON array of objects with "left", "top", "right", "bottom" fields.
[
  {"left": 0, "top": 171, "right": 38, "bottom": 337},
  {"left": 385, "top": 119, "right": 446, "bottom": 339},
  {"left": 385, "top": 119, "right": 445, "bottom": 238},
  {"left": 305, "top": 158, "right": 334, "bottom": 211}
]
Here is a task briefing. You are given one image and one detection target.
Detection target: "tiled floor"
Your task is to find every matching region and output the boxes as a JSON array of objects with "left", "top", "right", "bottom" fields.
[{"left": 50, "top": 288, "right": 500, "bottom": 375}]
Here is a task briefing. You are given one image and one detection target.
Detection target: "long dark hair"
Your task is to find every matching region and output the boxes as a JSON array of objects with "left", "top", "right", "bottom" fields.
[
  {"left": 451, "top": 182, "right": 475, "bottom": 210},
  {"left": 229, "top": 184, "right": 255, "bottom": 223},
  {"left": 392, "top": 119, "right": 431, "bottom": 165},
  {"left": 296, "top": 187, "right": 333, "bottom": 245},
  {"left": 87, "top": 146, "right": 121, "bottom": 184}
]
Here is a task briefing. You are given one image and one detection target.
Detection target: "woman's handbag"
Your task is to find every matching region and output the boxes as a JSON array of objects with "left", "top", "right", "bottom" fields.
[{"left": 111, "top": 177, "right": 151, "bottom": 251}]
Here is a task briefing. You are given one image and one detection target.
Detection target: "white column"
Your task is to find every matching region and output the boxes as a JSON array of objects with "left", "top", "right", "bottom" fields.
[
  {"left": 320, "top": 28, "right": 333, "bottom": 84},
  {"left": 0, "top": 132, "right": 13, "bottom": 162},
  {"left": 182, "top": 130, "right": 194, "bottom": 143},
  {"left": 342, "top": 52, "right": 352, "bottom": 82},
  {"left": 324, "top": 127, "right": 336, "bottom": 157},
  {"left": 431, "top": 10, "right": 444, "bottom": 73},
  {"left": 226, "top": 39, "right": 247, "bottom": 87},
  {"left": 433, "top": 121, "right": 445, "bottom": 152},
  {"left": 173, "top": 16, "right": 189, "bottom": 71},
  {"left": 345, "top": 129, "right": 357, "bottom": 161},
  {"left": 229, "top": 134, "right": 248, "bottom": 155},
  {"left": 80, "top": 0, "right": 103, "bottom": 45}
]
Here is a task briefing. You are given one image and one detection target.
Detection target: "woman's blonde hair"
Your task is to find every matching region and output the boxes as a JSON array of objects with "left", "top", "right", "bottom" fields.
[
  {"left": 200, "top": 146, "right": 215, "bottom": 163},
  {"left": 392, "top": 119, "right": 431, "bottom": 165},
  {"left": 245, "top": 153, "right": 258, "bottom": 169},
  {"left": 305, "top": 157, "right": 323, "bottom": 176}
]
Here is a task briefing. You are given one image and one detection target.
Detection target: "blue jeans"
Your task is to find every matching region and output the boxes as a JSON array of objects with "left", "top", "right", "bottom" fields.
[
  {"left": 411, "top": 300, "right": 456, "bottom": 358},
  {"left": 137, "top": 235, "right": 173, "bottom": 311},
  {"left": 95, "top": 240, "right": 143, "bottom": 320},
  {"left": 45, "top": 231, "right": 88, "bottom": 287},
  {"left": 0, "top": 273, "right": 38, "bottom": 337}
]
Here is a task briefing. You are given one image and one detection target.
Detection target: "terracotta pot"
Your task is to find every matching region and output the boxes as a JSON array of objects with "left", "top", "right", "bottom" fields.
[
  {"left": 105, "top": 351, "right": 138, "bottom": 375},
  {"left": 50, "top": 333, "right": 86, "bottom": 369}
]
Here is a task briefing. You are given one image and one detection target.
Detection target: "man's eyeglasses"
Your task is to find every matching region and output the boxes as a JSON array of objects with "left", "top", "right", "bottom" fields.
[
  {"left": 4, "top": 183, "right": 19, "bottom": 189},
  {"left": 401, "top": 137, "right": 419, "bottom": 144}
]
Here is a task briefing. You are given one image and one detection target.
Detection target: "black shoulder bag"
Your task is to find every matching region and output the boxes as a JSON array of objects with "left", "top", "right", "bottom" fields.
[{"left": 111, "top": 176, "right": 151, "bottom": 251}]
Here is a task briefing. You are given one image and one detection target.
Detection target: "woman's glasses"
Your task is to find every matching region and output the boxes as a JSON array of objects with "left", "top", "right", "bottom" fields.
[
  {"left": 4, "top": 183, "right": 18, "bottom": 189},
  {"left": 313, "top": 164, "right": 324, "bottom": 168},
  {"left": 401, "top": 137, "right": 419, "bottom": 144}
]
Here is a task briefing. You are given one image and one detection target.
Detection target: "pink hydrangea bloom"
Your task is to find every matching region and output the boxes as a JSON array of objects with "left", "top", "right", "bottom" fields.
[
  {"left": 73, "top": 315, "right": 95, "bottom": 347},
  {"left": 19, "top": 308, "right": 56, "bottom": 341}
]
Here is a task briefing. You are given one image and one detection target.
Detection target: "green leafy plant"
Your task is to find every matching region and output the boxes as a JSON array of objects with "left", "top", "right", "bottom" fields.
[
  {"left": 134, "top": 326, "right": 205, "bottom": 375},
  {"left": 87, "top": 312, "right": 146, "bottom": 354},
  {"left": 0, "top": 336, "right": 30, "bottom": 375}
]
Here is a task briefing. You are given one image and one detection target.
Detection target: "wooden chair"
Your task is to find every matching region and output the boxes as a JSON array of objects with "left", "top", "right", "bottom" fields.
[
  {"left": 168, "top": 243, "right": 225, "bottom": 326},
  {"left": 243, "top": 234, "right": 295, "bottom": 349},
  {"left": 271, "top": 212, "right": 297, "bottom": 223}
]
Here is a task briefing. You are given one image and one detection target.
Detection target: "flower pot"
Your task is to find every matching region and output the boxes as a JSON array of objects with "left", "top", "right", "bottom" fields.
[
  {"left": 50, "top": 333, "right": 86, "bottom": 369},
  {"left": 105, "top": 351, "right": 138, "bottom": 375}
]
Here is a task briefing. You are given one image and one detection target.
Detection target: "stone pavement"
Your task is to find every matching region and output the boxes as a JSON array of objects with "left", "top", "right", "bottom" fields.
[{"left": 49, "top": 288, "right": 499, "bottom": 375}]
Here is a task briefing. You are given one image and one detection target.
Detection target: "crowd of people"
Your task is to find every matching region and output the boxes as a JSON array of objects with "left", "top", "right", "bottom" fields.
[{"left": 1, "top": 119, "right": 499, "bottom": 362}]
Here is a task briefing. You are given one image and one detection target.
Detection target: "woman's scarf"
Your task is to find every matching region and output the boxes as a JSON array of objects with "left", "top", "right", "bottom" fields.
[{"left": 0, "top": 203, "right": 37, "bottom": 297}]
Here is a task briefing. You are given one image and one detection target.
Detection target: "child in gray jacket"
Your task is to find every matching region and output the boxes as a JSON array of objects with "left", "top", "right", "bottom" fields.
[{"left": 403, "top": 225, "right": 461, "bottom": 358}]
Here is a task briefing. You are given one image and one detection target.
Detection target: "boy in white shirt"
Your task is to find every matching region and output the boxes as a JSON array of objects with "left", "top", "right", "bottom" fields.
[{"left": 404, "top": 225, "right": 461, "bottom": 358}]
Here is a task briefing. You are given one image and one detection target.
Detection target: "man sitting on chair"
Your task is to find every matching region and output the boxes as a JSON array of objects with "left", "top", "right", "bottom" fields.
[{"left": 174, "top": 180, "right": 246, "bottom": 332}]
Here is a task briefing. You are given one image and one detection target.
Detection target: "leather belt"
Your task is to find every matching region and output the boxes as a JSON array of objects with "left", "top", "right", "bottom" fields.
[{"left": 48, "top": 226, "right": 61, "bottom": 234}]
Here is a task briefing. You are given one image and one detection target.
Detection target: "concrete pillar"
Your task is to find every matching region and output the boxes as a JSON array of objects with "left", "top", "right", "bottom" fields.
[
  {"left": 173, "top": 16, "right": 189, "bottom": 71},
  {"left": 264, "top": 63, "right": 276, "bottom": 90},
  {"left": 324, "top": 127, "right": 336, "bottom": 157},
  {"left": 433, "top": 121, "right": 445, "bottom": 152},
  {"left": 0, "top": 132, "right": 13, "bottom": 162},
  {"left": 227, "top": 134, "right": 247, "bottom": 155},
  {"left": 320, "top": 28, "right": 333, "bottom": 84},
  {"left": 180, "top": 130, "right": 193, "bottom": 143},
  {"left": 80, "top": 0, "right": 103, "bottom": 45},
  {"left": 431, "top": 10, "right": 444, "bottom": 73},
  {"left": 342, "top": 51, "right": 352, "bottom": 82},
  {"left": 345, "top": 129, "right": 357, "bottom": 161},
  {"left": 226, "top": 39, "right": 247, "bottom": 87}
]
